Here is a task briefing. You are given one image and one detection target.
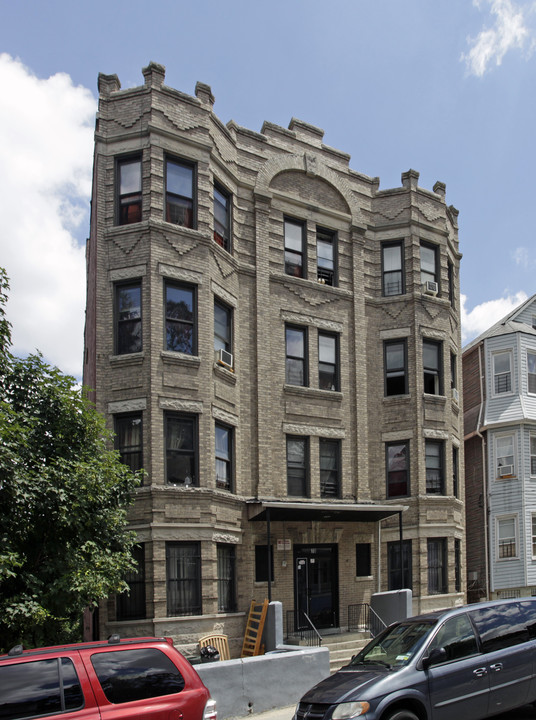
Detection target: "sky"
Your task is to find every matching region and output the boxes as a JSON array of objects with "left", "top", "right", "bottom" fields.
[{"left": 0, "top": 0, "right": 535, "bottom": 381}]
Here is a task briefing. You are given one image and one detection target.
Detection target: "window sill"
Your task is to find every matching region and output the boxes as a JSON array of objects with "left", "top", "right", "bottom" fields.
[
  {"left": 162, "top": 351, "right": 201, "bottom": 368},
  {"left": 495, "top": 475, "right": 517, "bottom": 481},
  {"left": 110, "top": 352, "right": 145, "bottom": 366},
  {"left": 214, "top": 362, "right": 237, "bottom": 384},
  {"left": 284, "top": 384, "right": 343, "bottom": 401}
]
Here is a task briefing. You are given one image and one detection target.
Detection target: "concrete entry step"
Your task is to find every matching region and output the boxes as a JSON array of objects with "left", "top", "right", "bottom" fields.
[{"left": 321, "top": 631, "right": 370, "bottom": 673}]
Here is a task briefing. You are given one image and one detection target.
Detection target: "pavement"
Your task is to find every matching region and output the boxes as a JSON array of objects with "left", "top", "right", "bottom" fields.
[{"left": 240, "top": 706, "right": 296, "bottom": 720}]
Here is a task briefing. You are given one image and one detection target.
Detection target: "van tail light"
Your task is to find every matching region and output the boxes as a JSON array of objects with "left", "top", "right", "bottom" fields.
[{"left": 204, "top": 698, "right": 217, "bottom": 720}]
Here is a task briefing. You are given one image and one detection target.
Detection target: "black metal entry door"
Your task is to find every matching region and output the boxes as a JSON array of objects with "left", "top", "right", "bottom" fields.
[{"left": 294, "top": 545, "right": 338, "bottom": 630}]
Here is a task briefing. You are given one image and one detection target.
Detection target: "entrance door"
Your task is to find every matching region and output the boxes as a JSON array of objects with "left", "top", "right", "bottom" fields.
[{"left": 294, "top": 545, "right": 338, "bottom": 630}]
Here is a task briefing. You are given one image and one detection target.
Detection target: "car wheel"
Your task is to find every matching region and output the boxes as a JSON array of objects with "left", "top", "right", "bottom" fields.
[{"left": 384, "top": 710, "right": 419, "bottom": 720}]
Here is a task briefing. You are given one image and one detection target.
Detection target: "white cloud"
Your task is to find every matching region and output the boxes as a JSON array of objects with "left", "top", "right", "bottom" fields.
[
  {"left": 461, "top": 290, "right": 529, "bottom": 344},
  {"left": 0, "top": 54, "right": 96, "bottom": 379},
  {"left": 462, "top": 0, "right": 534, "bottom": 76},
  {"left": 512, "top": 245, "right": 535, "bottom": 267}
]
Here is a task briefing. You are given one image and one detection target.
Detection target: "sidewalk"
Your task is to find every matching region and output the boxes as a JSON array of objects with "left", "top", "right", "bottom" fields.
[{"left": 239, "top": 706, "right": 296, "bottom": 720}]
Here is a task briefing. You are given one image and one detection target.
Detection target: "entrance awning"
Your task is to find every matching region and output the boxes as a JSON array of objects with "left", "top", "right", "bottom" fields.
[{"left": 247, "top": 500, "right": 408, "bottom": 523}]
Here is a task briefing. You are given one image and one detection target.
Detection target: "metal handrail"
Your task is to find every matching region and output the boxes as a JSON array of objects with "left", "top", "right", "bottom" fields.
[
  {"left": 347, "top": 603, "right": 387, "bottom": 637},
  {"left": 302, "top": 612, "right": 323, "bottom": 646},
  {"left": 285, "top": 610, "right": 323, "bottom": 646}
]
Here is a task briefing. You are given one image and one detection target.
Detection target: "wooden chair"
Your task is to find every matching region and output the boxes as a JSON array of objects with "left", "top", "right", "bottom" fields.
[{"left": 198, "top": 633, "right": 230, "bottom": 661}]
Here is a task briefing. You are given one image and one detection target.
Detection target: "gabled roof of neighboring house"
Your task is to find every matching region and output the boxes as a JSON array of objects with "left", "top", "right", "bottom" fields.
[{"left": 463, "top": 293, "right": 536, "bottom": 354}]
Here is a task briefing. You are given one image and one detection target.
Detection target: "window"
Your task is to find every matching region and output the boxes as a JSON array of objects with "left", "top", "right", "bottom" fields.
[
  {"left": 386, "top": 441, "right": 409, "bottom": 498},
  {"left": 0, "top": 658, "right": 83, "bottom": 719},
  {"left": 215, "top": 422, "right": 232, "bottom": 490},
  {"left": 286, "top": 325, "right": 307, "bottom": 386},
  {"left": 91, "top": 648, "right": 185, "bottom": 703},
  {"left": 115, "top": 281, "right": 142, "bottom": 355},
  {"left": 166, "top": 542, "right": 201, "bottom": 615},
  {"left": 356, "top": 543, "right": 371, "bottom": 577},
  {"left": 452, "top": 445, "right": 459, "bottom": 498},
  {"left": 493, "top": 351, "right": 512, "bottom": 394},
  {"left": 450, "top": 351, "right": 457, "bottom": 391},
  {"left": 318, "top": 332, "right": 339, "bottom": 391},
  {"left": 165, "top": 414, "right": 197, "bottom": 486},
  {"left": 428, "top": 614, "right": 478, "bottom": 662},
  {"left": 217, "top": 544, "right": 237, "bottom": 612},
  {"left": 382, "top": 242, "right": 403, "bottom": 296},
  {"left": 531, "top": 435, "right": 536, "bottom": 476},
  {"left": 470, "top": 600, "right": 535, "bottom": 652},
  {"left": 214, "top": 299, "right": 232, "bottom": 354},
  {"left": 497, "top": 516, "right": 517, "bottom": 559},
  {"left": 317, "top": 227, "right": 336, "bottom": 285},
  {"left": 165, "top": 158, "right": 194, "bottom": 227},
  {"left": 117, "top": 544, "right": 146, "bottom": 620},
  {"left": 427, "top": 538, "right": 447, "bottom": 594},
  {"left": 214, "top": 183, "right": 231, "bottom": 251},
  {"left": 387, "top": 540, "right": 412, "bottom": 591},
  {"left": 420, "top": 241, "right": 438, "bottom": 285},
  {"left": 287, "top": 435, "right": 308, "bottom": 497},
  {"left": 423, "top": 339, "right": 442, "bottom": 395},
  {"left": 384, "top": 340, "right": 408, "bottom": 396},
  {"left": 115, "top": 413, "right": 143, "bottom": 472},
  {"left": 117, "top": 156, "right": 142, "bottom": 225},
  {"left": 165, "top": 281, "right": 196, "bottom": 354},
  {"left": 255, "top": 545, "right": 274, "bottom": 582},
  {"left": 426, "top": 440, "right": 444, "bottom": 494},
  {"left": 455, "top": 539, "right": 461, "bottom": 593},
  {"left": 284, "top": 218, "right": 305, "bottom": 278},
  {"left": 320, "top": 439, "right": 340, "bottom": 498},
  {"left": 528, "top": 351, "right": 536, "bottom": 394},
  {"left": 532, "top": 515, "right": 536, "bottom": 558},
  {"left": 496, "top": 434, "right": 515, "bottom": 478},
  {"left": 447, "top": 259, "right": 455, "bottom": 306}
]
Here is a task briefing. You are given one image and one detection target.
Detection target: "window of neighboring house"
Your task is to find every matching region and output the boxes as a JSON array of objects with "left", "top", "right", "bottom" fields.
[
  {"left": 114, "top": 414, "right": 143, "bottom": 473},
  {"left": 532, "top": 316, "right": 536, "bottom": 330},
  {"left": 382, "top": 241, "right": 404, "bottom": 296},
  {"left": 165, "top": 413, "right": 197, "bottom": 486},
  {"left": 286, "top": 325, "right": 307, "bottom": 386},
  {"left": 531, "top": 435, "right": 536, "bottom": 476},
  {"left": 455, "top": 539, "right": 461, "bottom": 593},
  {"left": 356, "top": 543, "right": 371, "bottom": 577},
  {"left": 532, "top": 515, "right": 536, "bottom": 558},
  {"left": 217, "top": 544, "right": 237, "bottom": 612},
  {"left": 115, "top": 281, "right": 142, "bottom": 355},
  {"left": 427, "top": 538, "right": 447, "bottom": 594},
  {"left": 423, "top": 339, "right": 442, "bottom": 395},
  {"left": 528, "top": 351, "right": 536, "bottom": 394},
  {"left": 284, "top": 218, "right": 306, "bottom": 278},
  {"left": 450, "top": 351, "right": 457, "bottom": 391},
  {"left": 386, "top": 441, "right": 409, "bottom": 498},
  {"left": 116, "top": 544, "right": 146, "bottom": 621},
  {"left": 166, "top": 542, "right": 201, "bottom": 615},
  {"left": 287, "top": 435, "right": 308, "bottom": 497},
  {"left": 318, "top": 332, "right": 339, "bottom": 391},
  {"left": 255, "top": 545, "right": 274, "bottom": 583},
  {"left": 387, "top": 540, "right": 412, "bottom": 591},
  {"left": 453, "top": 445, "right": 459, "bottom": 498},
  {"left": 497, "top": 516, "right": 517, "bottom": 559},
  {"left": 426, "top": 440, "right": 445, "bottom": 494},
  {"left": 214, "top": 299, "right": 233, "bottom": 366},
  {"left": 496, "top": 434, "right": 515, "bottom": 478},
  {"left": 215, "top": 422, "right": 233, "bottom": 491},
  {"left": 165, "top": 281, "right": 196, "bottom": 354},
  {"left": 317, "top": 227, "right": 336, "bottom": 286},
  {"left": 384, "top": 339, "right": 407, "bottom": 396},
  {"left": 214, "top": 183, "right": 231, "bottom": 251},
  {"left": 117, "top": 156, "right": 142, "bottom": 225},
  {"left": 320, "top": 439, "right": 340, "bottom": 498},
  {"left": 420, "top": 241, "right": 438, "bottom": 286},
  {"left": 493, "top": 351, "right": 512, "bottom": 394},
  {"left": 165, "top": 158, "right": 194, "bottom": 228}
]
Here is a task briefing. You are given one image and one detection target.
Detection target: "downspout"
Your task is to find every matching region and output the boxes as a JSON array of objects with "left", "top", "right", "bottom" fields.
[
  {"left": 377, "top": 521, "right": 382, "bottom": 594},
  {"left": 266, "top": 508, "right": 272, "bottom": 602},
  {"left": 476, "top": 343, "right": 490, "bottom": 599}
]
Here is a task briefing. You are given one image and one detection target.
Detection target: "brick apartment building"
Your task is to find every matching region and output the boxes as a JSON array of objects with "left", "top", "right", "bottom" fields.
[
  {"left": 84, "top": 62, "right": 465, "bottom": 654},
  {"left": 464, "top": 295, "right": 536, "bottom": 603}
]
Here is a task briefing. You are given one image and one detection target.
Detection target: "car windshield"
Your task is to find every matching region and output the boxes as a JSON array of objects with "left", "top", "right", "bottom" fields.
[{"left": 348, "top": 620, "right": 437, "bottom": 670}]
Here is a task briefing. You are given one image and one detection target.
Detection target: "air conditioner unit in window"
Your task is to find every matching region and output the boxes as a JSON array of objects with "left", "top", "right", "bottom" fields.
[
  {"left": 423, "top": 280, "right": 439, "bottom": 296},
  {"left": 499, "top": 464, "right": 514, "bottom": 477},
  {"left": 217, "top": 348, "right": 234, "bottom": 370},
  {"left": 452, "top": 387, "right": 459, "bottom": 403}
]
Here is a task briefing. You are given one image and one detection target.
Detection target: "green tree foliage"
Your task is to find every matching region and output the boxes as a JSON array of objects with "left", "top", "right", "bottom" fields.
[{"left": 0, "top": 268, "right": 141, "bottom": 649}]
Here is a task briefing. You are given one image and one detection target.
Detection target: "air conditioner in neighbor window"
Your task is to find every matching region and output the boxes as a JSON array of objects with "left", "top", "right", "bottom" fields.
[
  {"left": 217, "top": 348, "right": 234, "bottom": 370},
  {"left": 499, "top": 464, "right": 514, "bottom": 477},
  {"left": 423, "top": 280, "right": 439, "bottom": 296},
  {"left": 452, "top": 387, "right": 459, "bottom": 403}
]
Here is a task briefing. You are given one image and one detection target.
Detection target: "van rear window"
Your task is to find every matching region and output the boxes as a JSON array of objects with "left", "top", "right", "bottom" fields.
[
  {"left": 469, "top": 600, "right": 536, "bottom": 652},
  {"left": 91, "top": 648, "right": 185, "bottom": 703}
]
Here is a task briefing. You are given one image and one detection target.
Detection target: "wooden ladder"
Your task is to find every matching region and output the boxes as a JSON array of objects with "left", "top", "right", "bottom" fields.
[{"left": 241, "top": 598, "right": 269, "bottom": 657}]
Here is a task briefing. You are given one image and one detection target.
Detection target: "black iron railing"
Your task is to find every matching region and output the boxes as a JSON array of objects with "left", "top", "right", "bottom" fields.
[{"left": 347, "top": 603, "right": 386, "bottom": 637}]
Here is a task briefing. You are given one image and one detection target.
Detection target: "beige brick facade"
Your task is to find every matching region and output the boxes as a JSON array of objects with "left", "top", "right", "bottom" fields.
[{"left": 84, "top": 63, "right": 465, "bottom": 656}]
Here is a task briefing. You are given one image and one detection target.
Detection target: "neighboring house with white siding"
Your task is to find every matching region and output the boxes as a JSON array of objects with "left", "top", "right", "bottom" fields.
[{"left": 463, "top": 294, "right": 536, "bottom": 602}]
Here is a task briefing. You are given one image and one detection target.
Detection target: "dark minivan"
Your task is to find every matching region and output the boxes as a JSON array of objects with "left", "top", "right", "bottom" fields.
[{"left": 295, "top": 598, "right": 536, "bottom": 720}]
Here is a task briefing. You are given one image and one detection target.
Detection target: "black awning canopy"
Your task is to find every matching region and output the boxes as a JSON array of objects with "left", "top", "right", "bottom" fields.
[{"left": 247, "top": 500, "right": 408, "bottom": 524}]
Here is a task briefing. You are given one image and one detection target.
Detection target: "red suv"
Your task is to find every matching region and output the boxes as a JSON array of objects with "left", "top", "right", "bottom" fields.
[{"left": 0, "top": 635, "right": 217, "bottom": 720}]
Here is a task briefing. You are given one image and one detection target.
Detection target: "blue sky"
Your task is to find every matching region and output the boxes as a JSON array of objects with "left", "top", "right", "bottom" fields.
[{"left": 0, "top": 0, "right": 534, "bottom": 379}]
